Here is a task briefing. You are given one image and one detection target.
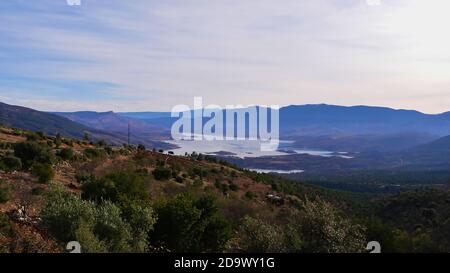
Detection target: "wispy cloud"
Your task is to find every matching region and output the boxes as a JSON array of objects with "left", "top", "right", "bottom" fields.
[{"left": 1, "top": 0, "right": 450, "bottom": 112}]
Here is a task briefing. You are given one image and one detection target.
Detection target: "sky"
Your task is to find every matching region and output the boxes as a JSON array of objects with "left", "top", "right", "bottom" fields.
[{"left": 1, "top": 0, "right": 450, "bottom": 113}]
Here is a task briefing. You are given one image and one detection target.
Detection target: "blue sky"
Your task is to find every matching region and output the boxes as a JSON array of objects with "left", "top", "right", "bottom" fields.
[{"left": 1, "top": 0, "right": 450, "bottom": 112}]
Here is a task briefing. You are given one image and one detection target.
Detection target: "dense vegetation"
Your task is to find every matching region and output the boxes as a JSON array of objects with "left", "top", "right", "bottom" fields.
[{"left": 1, "top": 125, "right": 450, "bottom": 253}]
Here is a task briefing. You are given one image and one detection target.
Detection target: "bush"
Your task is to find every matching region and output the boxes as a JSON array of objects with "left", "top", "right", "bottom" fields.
[
  {"left": 152, "top": 167, "right": 172, "bottom": 181},
  {"left": 31, "top": 187, "right": 46, "bottom": 196},
  {"left": 296, "top": 198, "right": 366, "bottom": 253},
  {"left": 26, "top": 133, "right": 40, "bottom": 141},
  {"left": 93, "top": 201, "right": 132, "bottom": 252},
  {"left": 58, "top": 148, "right": 74, "bottom": 161},
  {"left": 81, "top": 171, "right": 148, "bottom": 204},
  {"left": 74, "top": 221, "right": 108, "bottom": 253},
  {"left": 193, "top": 178, "right": 203, "bottom": 188},
  {"left": 120, "top": 200, "right": 157, "bottom": 252},
  {"left": 175, "top": 176, "right": 184, "bottom": 184},
  {"left": 231, "top": 216, "right": 285, "bottom": 253},
  {"left": 191, "top": 167, "right": 207, "bottom": 178},
  {"left": 244, "top": 191, "right": 256, "bottom": 200},
  {"left": 41, "top": 190, "right": 96, "bottom": 242},
  {"left": 229, "top": 182, "right": 240, "bottom": 191},
  {"left": 150, "top": 194, "right": 231, "bottom": 252},
  {"left": 137, "top": 144, "right": 146, "bottom": 151},
  {"left": 84, "top": 148, "right": 107, "bottom": 159},
  {"left": 41, "top": 189, "right": 151, "bottom": 253},
  {"left": 1, "top": 156, "right": 22, "bottom": 171},
  {"left": 31, "top": 163, "right": 55, "bottom": 184},
  {"left": 96, "top": 140, "right": 107, "bottom": 147},
  {"left": 0, "top": 180, "right": 11, "bottom": 203},
  {"left": 14, "top": 141, "right": 53, "bottom": 169},
  {"left": 0, "top": 213, "right": 13, "bottom": 237}
]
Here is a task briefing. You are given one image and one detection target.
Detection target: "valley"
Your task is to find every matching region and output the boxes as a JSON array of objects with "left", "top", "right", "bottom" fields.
[{"left": 1, "top": 101, "right": 450, "bottom": 253}]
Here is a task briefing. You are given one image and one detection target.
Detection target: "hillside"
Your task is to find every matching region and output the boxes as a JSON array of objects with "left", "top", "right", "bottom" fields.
[
  {"left": 0, "top": 124, "right": 366, "bottom": 253},
  {"left": 54, "top": 111, "right": 173, "bottom": 149},
  {"left": 2, "top": 124, "right": 450, "bottom": 252},
  {"left": 0, "top": 102, "right": 129, "bottom": 145},
  {"left": 0, "top": 102, "right": 172, "bottom": 149},
  {"left": 395, "top": 135, "right": 450, "bottom": 170},
  {"left": 0, "top": 102, "right": 93, "bottom": 139}
]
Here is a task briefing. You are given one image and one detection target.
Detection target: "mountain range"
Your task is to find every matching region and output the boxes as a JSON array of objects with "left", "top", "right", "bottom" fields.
[
  {"left": 2, "top": 101, "right": 450, "bottom": 172},
  {"left": 114, "top": 104, "right": 450, "bottom": 137},
  {"left": 0, "top": 102, "right": 171, "bottom": 149}
]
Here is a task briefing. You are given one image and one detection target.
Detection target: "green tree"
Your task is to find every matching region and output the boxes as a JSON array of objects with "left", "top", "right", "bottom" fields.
[
  {"left": 54, "top": 134, "right": 62, "bottom": 148},
  {"left": 41, "top": 190, "right": 97, "bottom": 242},
  {"left": 32, "top": 163, "right": 55, "bottom": 184},
  {"left": 150, "top": 194, "right": 231, "bottom": 252},
  {"left": 152, "top": 167, "right": 172, "bottom": 181},
  {"left": 119, "top": 200, "right": 156, "bottom": 252},
  {"left": 296, "top": 198, "right": 366, "bottom": 253},
  {"left": 231, "top": 216, "right": 285, "bottom": 253},
  {"left": 0, "top": 180, "right": 11, "bottom": 204},
  {"left": 41, "top": 189, "right": 151, "bottom": 253},
  {"left": 14, "top": 141, "right": 53, "bottom": 169},
  {"left": 0, "top": 213, "right": 13, "bottom": 237},
  {"left": 58, "top": 148, "right": 74, "bottom": 161},
  {"left": 83, "top": 132, "right": 90, "bottom": 141},
  {"left": 0, "top": 156, "right": 22, "bottom": 172},
  {"left": 81, "top": 171, "right": 148, "bottom": 204}
]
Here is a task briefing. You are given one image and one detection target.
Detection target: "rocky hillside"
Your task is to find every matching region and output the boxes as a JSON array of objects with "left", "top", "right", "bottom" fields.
[{"left": 1, "top": 124, "right": 449, "bottom": 253}]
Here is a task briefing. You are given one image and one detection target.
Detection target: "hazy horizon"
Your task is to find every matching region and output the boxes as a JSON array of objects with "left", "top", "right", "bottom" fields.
[{"left": 3, "top": 100, "right": 450, "bottom": 116}]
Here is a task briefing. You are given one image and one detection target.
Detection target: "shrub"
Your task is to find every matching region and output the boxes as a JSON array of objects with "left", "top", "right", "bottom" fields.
[
  {"left": 41, "top": 189, "right": 150, "bottom": 253},
  {"left": 75, "top": 171, "right": 93, "bottom": 184},
  {"left": 81, "top": 171, "right": 148, "bottom": 204},
  {"left": 83, "top": 132, "right": 90, "bottom": 141},
  {"left": 120, "top": 200, "right": 157, "bottom": 252},
  {"left": 74, "top": 221, "right": 108, "bottom": 253},
  {"left": 229, "top": 182, "right": 240, "bottom": 191},
  {"left": 1, "top": 156, "right": 22, "bottom": 171},
  {"left": 244, "top": 191, "right": 256, "bottom": 200},
  {"left": 41, "top": 190, "right": 96, "bottom": 242},
  {"left": 296, "top": 198, "right": 366, "bottom": 253},
  {"left": 82, "top": 177, "right": 117, "bottom": 202},
  {"left": 0, "top": 213, "right": 13, "bottom": 237},
  {"left": 221, "top": 184, "right": 230, "bottom": 195},
  {"left": 58, "top": 148, "right": 74, "bottom": 161},
  {"left": 84, "top": 148, "right": 107, "bottom": 159},
  {"left": 191, "top": 167, "right": 207, "bottom": 178},
  {"left": 175, "top": 176, "right": 184, "bottom": 184},
  {"left": 93, "top": 201, "right": 132, "bottom": 252},
  {"left": 152, "top": 167, "right": 172, "bottom": 181},
  {"left": 0, "top": 180, "right": 11, "bottom": 203},
  {"left": 31, "top": 163, "right": 55, "bottom": 184},
  {"left": 14, "top": 141, "right": 53, "bottom": 169},
  {"left": 150, "top": 194, "right": 231, "bottom": 252},
  {"left": 137, "top": 144, "right": 146, "bottom": 151},
  {"left": 54, "top": 134, "right": 62, "bottom": 148},
  {"left": 96, "top": 140, "right": 107, "bottom": 147},
  {"left": 63, "top": 139, "right": 74, "bottom": 147},
  {"left": 231, "top": 216, "right": 285, "bottom": 253},
  {"left": 26, "top": 133, "right": 40, "bottom": 141},
  {"left": 31, "top": 187, "right": 46, "bottom": 196}
]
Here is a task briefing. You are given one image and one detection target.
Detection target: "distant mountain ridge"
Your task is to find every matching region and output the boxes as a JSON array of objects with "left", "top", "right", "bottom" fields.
[
  {"left": 53, "top": 110, "right": 173, "bottom": 149},
  {"left": 0, "top": 102, "right": 171, "bottom": 149},
  {"left": 110, "top": 104, "right": 450, "bottom": 137},
  {"left": 280, "top": 104, "right": 450, "bottom": 136},
  {"left": 0, "top": 101, "right": 94, "bottom": 139}
]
